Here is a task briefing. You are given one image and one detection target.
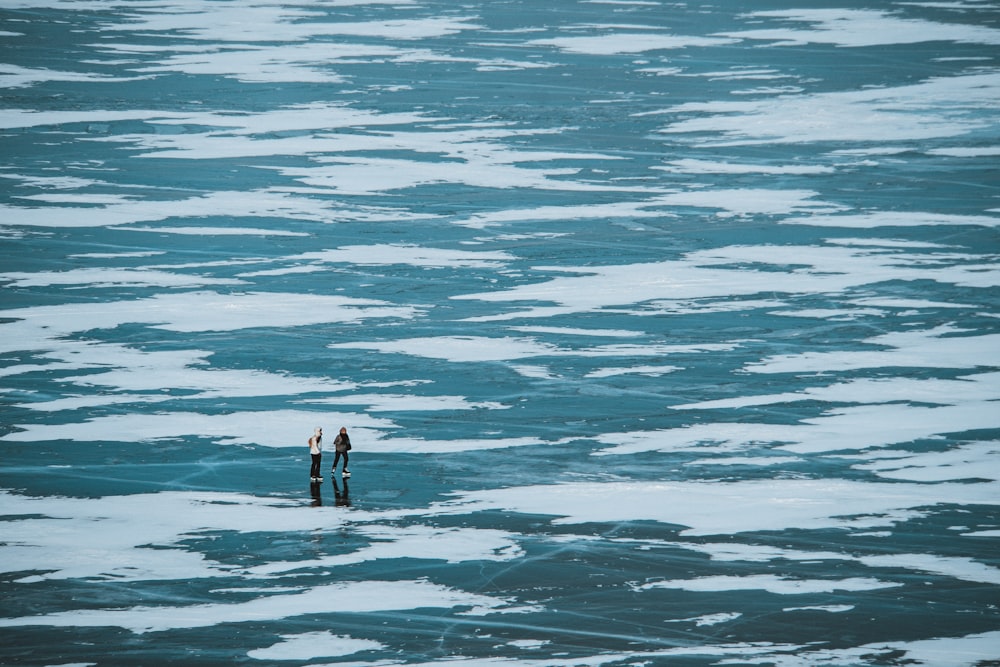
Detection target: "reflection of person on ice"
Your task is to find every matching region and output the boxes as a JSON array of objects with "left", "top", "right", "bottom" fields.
[
  {"left": 332, "top": 426, "right": 352, "bottom": 478},
  {"left": 333, "top": 478, "right": 350, "bottom": 507},
  {"left": 308, "top": 427, "right": 323, "bottom": 481}
]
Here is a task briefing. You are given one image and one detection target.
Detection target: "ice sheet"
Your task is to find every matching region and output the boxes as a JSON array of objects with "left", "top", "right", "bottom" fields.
[{"left": 2, "top": 0, "right": 998, "bottom": 663}]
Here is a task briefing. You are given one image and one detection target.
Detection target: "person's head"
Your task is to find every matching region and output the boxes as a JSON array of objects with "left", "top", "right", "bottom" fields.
[
  {"left": 339, "top": 427, "right": 347, "bottom": 435},
  {"left": 315, "top": 427, "right": 323, "bottom": 436}
]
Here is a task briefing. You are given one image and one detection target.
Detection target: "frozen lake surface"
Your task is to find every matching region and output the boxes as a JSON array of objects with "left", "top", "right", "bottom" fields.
[{"left": 1, "top": 0, "right": 999, "bottom": 665}]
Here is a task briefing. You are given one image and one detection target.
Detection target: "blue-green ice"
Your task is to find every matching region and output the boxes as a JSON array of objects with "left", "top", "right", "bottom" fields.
[{"left": 1, "top": 1, "right": 999, "bottom": 665}]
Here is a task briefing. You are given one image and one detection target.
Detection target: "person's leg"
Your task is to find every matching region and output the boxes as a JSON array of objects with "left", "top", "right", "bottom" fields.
[
  {"left": 331, "top": 451, "right": 341, "bottom": 473},
  {"left": 342, "top": 452, "right": 349, "bottom": 472},
  {"left": 310, "top": 454, "right": 321, "bottom": 478}
]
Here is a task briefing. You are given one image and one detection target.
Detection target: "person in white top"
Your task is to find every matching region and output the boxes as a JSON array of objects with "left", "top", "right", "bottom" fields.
[{"left": 308, "top": 427, "right": 323, "bottom": 481}]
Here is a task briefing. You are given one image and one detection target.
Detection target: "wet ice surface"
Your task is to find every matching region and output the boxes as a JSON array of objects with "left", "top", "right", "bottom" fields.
[{"left": 0, "top": 0, "right": 998, "bottom": 665}]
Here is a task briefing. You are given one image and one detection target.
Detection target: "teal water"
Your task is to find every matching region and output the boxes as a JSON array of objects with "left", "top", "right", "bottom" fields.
[{"left": 1, "top": 1, "right": 999, "bottom": 665}]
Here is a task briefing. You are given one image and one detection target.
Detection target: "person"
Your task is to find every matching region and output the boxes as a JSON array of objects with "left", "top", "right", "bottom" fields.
[
  {"left": 331, "top": 426, "right": 351, "bottom": 477},
  {"left": 308, "top": 426, "right": 323, "bottom": 481}
]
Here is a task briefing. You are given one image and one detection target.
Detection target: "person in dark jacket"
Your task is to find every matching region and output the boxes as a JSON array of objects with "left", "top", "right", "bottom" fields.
[{"left": 332, "top": 426, "right": 352, "bottom": 478}]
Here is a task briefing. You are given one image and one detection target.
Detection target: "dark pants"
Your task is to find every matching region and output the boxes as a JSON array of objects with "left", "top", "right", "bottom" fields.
[
  {"left": 310, "top": 453, "right": 322, "bottom": 478},
  {"left": 332, "top": 451, "right": 349, "bottom": 472}
]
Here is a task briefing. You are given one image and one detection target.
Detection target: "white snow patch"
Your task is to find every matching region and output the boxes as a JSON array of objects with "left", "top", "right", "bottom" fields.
[
  {"left": 748, "top": 326, "right": 1000, "bottom": 373},
  {"left": 784, "top": 211, "right": 1000, "bottom": 228},
  {"left": 244, "top": 525, "right": 523, "bottom": 577},
  {"left": 0, "top": 189, "right": 363, "bottom": 228},
  {"left": 527, "top": 33, "right": 736, "bottom": 55},
  {"left": 674, "top": 371, "right": 1000, "bottom": 410},
  {"left": 0, "top": 268, "right": 244, "bottom": 289},
  {"left": 638, "top": 574, "right": 898, "bottom": 594},
  {"left": 656, "top": 159, "right": 833, "bottom": 175},
  {"left": 0, "top": 580, "right": 507, "bottom": 633},
  {"left": 248, "top": 631, "right": 384, "bottom": 661},
  {"left": 665, "top": 612, "right": 743, "bottom": 626},
  {"left": 722, "top": 9, "right": 1000, "bottom": 48},
  {"left": 750, "top": 630, "right": 1000, "bottom": 667},
  {"left": 656, "top": 71, "right": 1000, "bottom": 146},
  {"left": 425, "top": 479, "right": 1000, "bottom": 536},
  {"left": 279, "top": 244, "right": 515, "bottom": 269},
  {"left": 585, "top": 365, "right": 681, "bottom": 378},
  {"left": 330, "top": 335, "right": 731, "bottom": 363},
  {"left": 851, "top": 441, "right": 1000, "bottom": 482},
  {"left": 0, "top": 291, "right": 415, "bottom": 346},
  {"left": 603, "top": 400, "right": 1000, "bottom": 456},
  {"left": 455, "top": 243, "right": 996, "bottom": 320},
  {"left": 0, "top": 489, "right": 526, "bottom": 587}
]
